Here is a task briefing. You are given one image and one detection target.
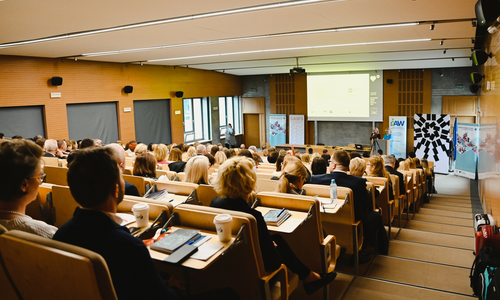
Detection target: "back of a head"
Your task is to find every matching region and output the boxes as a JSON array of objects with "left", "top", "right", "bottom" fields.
[
  {"left": 277, "top": 160, "right": 307, "bottom": 193},
  {"left": 248, "top": 145, "right": 258, "bottom": 153},
  {"left": 133, "top": 152, "right": 157, "bottom": 177},
  {"left": 275, "top": 153, "right": 286, "bottom": 171},
  {"left": 311, "top": 157, "right": 327, "bottom": 175},
  {"left": 267, "top": 151, "right": 279, "bottom": 164},
  {"left": 187, "top": 146, "right": 197, "bottom": 158},
  {"left": 408, "top": 151, "right": 416, "bottom": 159},
  {"left": 332, "top": 150, "right": 350, "bottom": 168},
  {"left": 0, "top": 140, "right": 43, "bottom": 202},
  {"left": 134, "top": 143, "right": 147, "bottom": 155},
  {"left": 105, "top": 143, "right": 126, "bottom": 166},
  {"left": 204, "top": 153, "right": 215, "bottom": 166},
  {"left": 67, "top": 148, "right": 120, "bottom": 208},
  {"left": 80, "top": 138, "right": 94, "bottom": 149},
  {"left": 282, "top": 154, "right": 300, "bottom": 170},
  {"left": 184, "top": 156, "right": 209, "bottom": 184},
  {"left": 301, "top": 153, "right": 310, "bottom": 163},
  {"left": 368, "top": 156, "right": 385, "bottom": 177},
  {"left": 238, "top": 149, "right": 252, "bottom": 158},
  {"left": 44, "top": 139, "right": 57, "bottom": 152},
  {"left": 321, "top": 154, "right": 330, "bottom": 162},
  {"left": 349, "top": 152, "right": 362, "bottom": 159},
  {"left": 57, "top": 139, "right": 66, "bottom": 149},
  {"left": 154, "top": 144, "right": 168, "bottom": 162},
  {"left": 214, "top": 151, "right": 227, "bottom": 165},
  {"left": 383, "top": 155, "right": 396, "bottom": 165},
  {"left": 307, "top": 148, "right": 313, "bottom": 154},
  {"left": 197, "top": 144, "right": 206, "bottom": 154},
  {"left": 213, "top": 156, "right": 256, "bottom": 199},
  {"left": 168, "top": 148, "right": 182, "bottom": 161},
  {"left": 349, "top": 157, "right": 366, "bottom": 177}
]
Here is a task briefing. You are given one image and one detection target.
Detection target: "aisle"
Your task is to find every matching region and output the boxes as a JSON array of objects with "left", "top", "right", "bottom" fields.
[{"left": 329, "top": 174, "right": 478, "bottom": 300}]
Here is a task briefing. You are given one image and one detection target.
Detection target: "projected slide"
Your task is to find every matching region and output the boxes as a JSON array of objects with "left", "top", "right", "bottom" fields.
[
  {"left": 307, "top": 71, "right": 383, "bottom": 122},
  {"left": 308, "top": 74, "right": 369, "bottom": 118}
]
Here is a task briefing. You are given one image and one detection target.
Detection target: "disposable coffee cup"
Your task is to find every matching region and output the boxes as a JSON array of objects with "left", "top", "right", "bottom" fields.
[
  {"left": 213, "top": 214, "right": 233, "bottom": 242},
  {"left": 132, "top": 203, "right": 149, "bottom": 228}
]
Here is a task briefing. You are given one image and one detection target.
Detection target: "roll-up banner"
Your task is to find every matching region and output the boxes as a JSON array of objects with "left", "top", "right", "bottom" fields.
[
  {"left": 414, "top": 114, "right": 450, "bottom": 174},
  {"left": 289, "top": 115, "right": 305, "bottom": 145},
  {"left": 269, "top": 114, "right": 287, "bottom": 147},
  {"left": 478, "top": 123, "right": 498, "bottom": 180},
  {"left": 389, "top": 116, "right": 407, "bottom": 158},
  {"left": 455, "top": 123, "right": 479, "bottom": 179}
]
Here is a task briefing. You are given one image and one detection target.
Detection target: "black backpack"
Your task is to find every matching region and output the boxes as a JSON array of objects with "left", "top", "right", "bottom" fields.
[{"left": 470, "top": 247, "right": 500, "bottom": 299}]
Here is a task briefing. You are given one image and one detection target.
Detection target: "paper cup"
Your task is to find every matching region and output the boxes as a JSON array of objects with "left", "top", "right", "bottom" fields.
[
  {"left": 132, "top": 203, "right": 149, "bottom": 228},
  {"left": 213, "top": 214, "right": 233, "bottom": 242}
]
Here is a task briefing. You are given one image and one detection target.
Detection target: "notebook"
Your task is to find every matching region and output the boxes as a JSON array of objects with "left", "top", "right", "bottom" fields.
[
  {"left": 150, "top": 229, "right": 201, "bottom": 254},
  {"left": 263, "top": 209, "right": 291, "bottom": 226}
]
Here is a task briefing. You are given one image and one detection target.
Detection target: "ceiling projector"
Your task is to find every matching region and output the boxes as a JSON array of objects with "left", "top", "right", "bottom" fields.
[{"left": 290, "top": 67, "right": 306, "bottom": 74}]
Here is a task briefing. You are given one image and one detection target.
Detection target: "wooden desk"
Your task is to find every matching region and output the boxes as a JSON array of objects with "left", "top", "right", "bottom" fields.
[
  {"left": 321, "top": 199, "right": 346, "bottom": 214},
  {"left": 254, "top": 206, "right": 306, "bottom": 234}
]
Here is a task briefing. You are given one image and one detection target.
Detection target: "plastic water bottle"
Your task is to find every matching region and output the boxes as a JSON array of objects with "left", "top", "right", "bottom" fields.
[{"left": 330, "top": 179, "right": 337, "bottom": 203}]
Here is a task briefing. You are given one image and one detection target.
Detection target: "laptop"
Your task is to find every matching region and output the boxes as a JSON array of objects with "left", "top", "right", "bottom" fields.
[{"left": 355, "top": 144, "right": 363, "bottom": 150}]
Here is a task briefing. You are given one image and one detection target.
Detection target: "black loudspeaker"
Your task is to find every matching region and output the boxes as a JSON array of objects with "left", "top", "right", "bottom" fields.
[
  {"left": 470, "top": 84, "right": 481, "bottom": 93},
  {"left": 387, "top": 79, "right": 393, "bottom": 84},
  {"left": 51, "top": 77, "right": 63, "bottom": 86},
  {"left": 175, "top": 91, "right": 184, "bottom": 98},
  {"left": 471, "top": 72, "right": 484, "bottom": 84},
  {"left": 124, "top": 86, "right": 133, "bottom": 94}
]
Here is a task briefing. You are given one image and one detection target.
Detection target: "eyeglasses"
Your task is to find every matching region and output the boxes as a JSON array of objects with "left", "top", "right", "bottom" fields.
[
  {"left": 29, "top": 173, "right": 46, "bottom": 183},
  {"left": 366, "top": 163, "right": 371, "bottom": 166}
]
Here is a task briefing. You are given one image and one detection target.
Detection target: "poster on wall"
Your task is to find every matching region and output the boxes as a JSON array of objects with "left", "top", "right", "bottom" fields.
[
  {"left": 389, "top": 116, "right": 407, "bottom": 158},
  {"left": 414, "top": 114, "right": 450, "bottom": 174},
  {"left": 455, "top": 123, "right": 479, "bottom": 179},
  {"left": 289, "top": 115, "right": 305, "bottom": 145},
  {"left": 269, "top": 114, "right": 287, "bottom": 147},
  {"left": 478, "top": 123, "right": 498, "bottom": 180}
]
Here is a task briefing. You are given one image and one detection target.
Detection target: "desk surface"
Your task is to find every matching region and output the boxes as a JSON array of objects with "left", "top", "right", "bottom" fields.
[{"left": 255, "top": 206, "right": 306, "bottom": 234}]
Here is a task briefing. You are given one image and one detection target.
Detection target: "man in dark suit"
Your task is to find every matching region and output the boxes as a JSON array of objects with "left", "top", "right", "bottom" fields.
[
  {"left": 53, "top": 148, "right": 180, "bottom": 300},
  {"left": 384, "top": 155, "right": 405, "bottom": 199},
  {"left": 43, "top": 139, "right": 66, "bottom": 159},
  {"left": 311, "top": 150, "right": 387, "bottom": 256}
]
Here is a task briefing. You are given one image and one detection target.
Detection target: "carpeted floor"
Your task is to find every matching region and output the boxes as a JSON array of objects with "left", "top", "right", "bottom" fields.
[{"left": 298, "top": 173, "right": 480, "bottom": 300}]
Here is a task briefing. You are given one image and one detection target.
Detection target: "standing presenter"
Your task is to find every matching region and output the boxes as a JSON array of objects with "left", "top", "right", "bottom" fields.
[{"left": 225, "top": 123, "right": 236, "bottom": 148}]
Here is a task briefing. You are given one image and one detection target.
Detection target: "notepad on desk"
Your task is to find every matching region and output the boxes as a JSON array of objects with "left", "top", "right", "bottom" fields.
[
  {"left": 117, "top": 213, "right": 136, "bottom": 226},
  {"left": 151, "top": 228, "right": 201, "bottom": 254},
  {"left": 263, "top": 209, "right": 291, "bottom": 226}
]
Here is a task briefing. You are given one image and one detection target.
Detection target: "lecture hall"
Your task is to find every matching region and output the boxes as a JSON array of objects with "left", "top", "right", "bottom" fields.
[{"left": 0, "top": 0, "right": 499, "bottom": 299}]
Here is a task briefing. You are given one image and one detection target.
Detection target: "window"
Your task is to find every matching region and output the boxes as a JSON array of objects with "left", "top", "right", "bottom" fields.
[
  {"left": 183, "top": 98, "right": 211, "bottom": 142},
  {"left": 219, "top": 96, "right": 241, "bottom": 137}
]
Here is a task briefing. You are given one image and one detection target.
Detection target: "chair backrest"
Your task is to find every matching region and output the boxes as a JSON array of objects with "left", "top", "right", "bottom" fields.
[
  {"left": 196, "top": 184, "right": 220, "bottom": 206},
  {"left": 123, "top": 168, "right": 133, "bottom": 175},
  {"left": 43, "top": 165, "right": 68, "bottom": 186},
  {"left": 176, "top": 172, "right": 186, "bottom": 181},
  {"left": 0, "top": 224, "right": 19, "bottom": 300},
  {"left": 52, "top": 185, "right": 80, "bottom": 228},
  {"left": 118, "top": 196, "right": 173, "bottom": 221},
  {"left": 26, "top": 183, "right": 54, "bottom": 223},
  {"left": 0, "top": 230, "right": 117, "bottom": 300},
  {"left": 255, "top": 178, "right": 279, "bottom": 193},
  {"left": 155, "top": 169, "right": 168, "bottom": 178},
  {"left": 255, "top": 192, "right": 327, "bottom": 272},
  {"left": 256, "top": 172, "right": 275, "bottom": 180},
  {"left": 159, "top": 164, "right": 170, "bottom": 170},
  {"left": 42, "top": 156, "right": 60, "bottom": 167},
  {"left": 365, "top": 181, "right": 377, "bottom": 211},
  {"left": 123, "top": 174, "right": 150, "bottom": 196},
  {"left": 389, "top": 174, "right": 400, "bottom": 200},
  {"left": 155, "top": 180, "right": 198, "bottom": 196},
  {"left": 125, "top": 157, "right": 134, "bottom": 167}
]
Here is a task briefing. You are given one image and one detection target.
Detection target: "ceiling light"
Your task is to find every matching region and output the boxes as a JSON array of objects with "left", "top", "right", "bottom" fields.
[
  {"left": 82, "top": 22, "right": 419, "bottom": 58},
  {"left": 430, "top": 23, "right": 435, "bottom": 30},
  {"left": 443, "top": 49, "right": 447, "bottom": 54},
  {"left": 146, "top": 38, "right": 431, "bottom": 63},
  {"left": 440, "top": 40, "right": 443, "bottom": 45},
  {"left": 472, "top": 20, "right": 477, "bottom": 27},
  {"left": 0, "top": 0, "right": 336, "bottom": 49}
]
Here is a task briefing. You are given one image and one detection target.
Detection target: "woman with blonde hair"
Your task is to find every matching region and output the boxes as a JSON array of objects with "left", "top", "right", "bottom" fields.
[
  {"left": 154, "top": 143, "right": 168, "bottom": 164},
  {"left": 133, "top": 152, "right": 158, "bottom": 179},
  {"left": 183, "top": 146, "right": 197, "bottom": 162},
  {"left": 366, "top": 156, "right": 394, "bottom": 200},
  {"left": 349, "top": 157, "right": 366, "bottom": 177},
  {"left": 398, "top": 160, "right": 409, "bottom": 172},
  {"left": 276, "top": 160, "right": 308, "bottom": 194},
  {"left": 184, "top": 156, "right": 210, "bottom": 184},
  {"left": 214, "top": 150, "right": 227, "bottom": 165},
  {"left": 134, "top": 143, "right": 148, "bottom": 155},
  {"left": 210, "top": 156, "right": 336, "bottom": 295}
]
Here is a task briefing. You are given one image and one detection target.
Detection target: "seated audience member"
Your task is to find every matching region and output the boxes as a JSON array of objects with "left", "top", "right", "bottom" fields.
[
  {"left": 211, "top": 156, "right": 336, "bottom": 295},
  {"left": 57, "top": 139, "right": 69, "bottom": 154},
  {"left": 94, "top": 139, "right": 102, "bottom": 147},
  {"left": 0, "top": 132, "right": 4, "bottom": 140},
  {"left": 133, "top": 152, "right": 158, "bottom": 180},
  {"left": 276, "top": 160, "right": 307, "bottom": 195},
  {"left": 183, "top": 146, "right": 197, "bottom": 161},
  {"left": 147, "top": 143, "right": 155, "bottom": 152},
  {"left": 223, "top": 149, "right": 232, "bottom": 159},
  {"left": 267, "top": 151, "right": 279, "bottom": 164},
  {"left": 301, "top": 153, "right": 311, "bottom": 165},
  {"left": 274, "top": 153, "right": 286, "bottom": 175},
  {"left": 349, "top": 157, "right": 366, "bottom": 177},
  {"left": 366, "top": 156, "right": 394, "bottom": 201},
  {"left": 134, "top": 143, "right": 148, "bottom": 155},
  {"left": 197, "top": 144, "right": 207, "bottom": 155},
  {"left": 238, "top": 149, "right": 253, "bottom": 158},
  {"left": 311, "top": 157, "right": 327, "bottom": 175},
  {"left": 53, "top": 148, "right": 181, "bottom": 300},
  {"left": 210, "top": 145, "right": 218, "bottom": 157},
  {"left": 79, "top": 138, "right": 94, "bottom": 149},
  {"left": 384, "top": 155, "right": 405, "bottom": 199},
  {"left": 11, "top": 135, "right": 23, "bottom": 140},
  {"left": 421, "top": 158, "right": 435, "bottom": 194},
  {"left": 154, "top": 143, "right": 169, "bottom": 164},
  {"left": 240, "top": 144, "right": 246, "bottom": 150},
  {"left": 307, "top": 147, "right": 313, "bottom": 155},
  {"left": 167, "top": 148, "right": 187, "bottom": 172},
  {"left": 214, "top": 150, "right": 227, "bottom": 165},
  {"left": 321, "top": 149, "right": 331, "bottom": 163},
  {"left": 251, "top": 153, "right": 261, "bottom": 168},
  {"left": 43, "top": 138, "right": 66, "bottom": 158},
  {"left": 311, "top": 152, "right": 320, "bottom": 160},
  {"left": 311, "top": 150, "right": 387, "bottom": 256},
  {"left": 377, "top": 149, "right": 383, "bottom": 156},
  {"left": 106, "top": 144, "right": 140, "bottom": 197},
  {"left": 66, "top": 150, "right": 79, "bottom": 166},
  {"left": 124, "top": 140, "right": 136, "bottom": 153},
  {"left": 204, "top": 153, "right": 215, "bottom": 167},
  {"left": 349, "top": 152, "right": 362, "bottom": 159},
  {"left": 398, "top": 160, "right": 409, "bottom": 172},
  {"left": 0, "top": 140, "right": 57, "bottom": 238},
  {"left": 248, "top": 145, "right": 258, "bottom": 153},
  {"left": 184, "top": 155, "right": 210, "bottom": 184},
  {"left": 407, "top": 157, "right": 416, "bottom": 169},
  {"left": 408, "top": 151, "right": 416, "bottom": 159},
  {"left": 414, "top": 157, "right": 422, "bottom": 169},
  {"left": 35, "top": 138, "right": 45, "bottom": 149}
]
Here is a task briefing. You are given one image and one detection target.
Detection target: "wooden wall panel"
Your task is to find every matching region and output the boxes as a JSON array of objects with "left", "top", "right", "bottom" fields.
[
  {"left": 0, "top": 56, "right": 241, "bottom": 144},
  {"left": 381, "top": 69, "right": 432, "bottom": 154}
]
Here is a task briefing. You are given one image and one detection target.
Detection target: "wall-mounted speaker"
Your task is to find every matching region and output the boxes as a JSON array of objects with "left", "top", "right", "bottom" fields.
[
  {"left": 124, "top": 86, "right": 133, "bottom": 94},
  {"left": 470, "top": 84, "right": 481, "bottom": 93},
  {"left": 175, "top": 91, "right": 184, "bottom": 98},
  {"left": 51, "top": 76, "right": 63, "bottom": 86},
  {"left": 386, "top": 79, "right": 393, "bottom": 84}
]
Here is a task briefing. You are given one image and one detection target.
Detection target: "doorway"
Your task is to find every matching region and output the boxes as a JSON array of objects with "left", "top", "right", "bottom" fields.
[{"left": 244, "top": 114, "right": 260, "bottom": 148}]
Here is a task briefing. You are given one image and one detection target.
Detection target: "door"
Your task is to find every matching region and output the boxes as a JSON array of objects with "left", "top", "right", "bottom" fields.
[{"left": 244, "top": 114, "right": 260, "bottom": 148}]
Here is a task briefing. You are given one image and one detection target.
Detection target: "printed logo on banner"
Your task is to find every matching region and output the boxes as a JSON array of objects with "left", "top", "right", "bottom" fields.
[
  {"left": 414, "top": 114, "right": 450, "bottom": 162},
  {"left": 390, "top": 118, "right": 405, "bottom": 127}
]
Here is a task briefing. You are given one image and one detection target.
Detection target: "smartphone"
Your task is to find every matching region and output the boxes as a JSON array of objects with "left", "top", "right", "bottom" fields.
[{"left": 164, "top": 244, "right": 198, "bottom": 264}]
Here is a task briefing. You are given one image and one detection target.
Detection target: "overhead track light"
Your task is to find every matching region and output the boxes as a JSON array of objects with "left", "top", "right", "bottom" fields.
[
  {"left": 430, "top": 23, "right": 435, "bottom": 30},
  {"left": 440, "top": 40, "right": 444, "bottom": 45}
]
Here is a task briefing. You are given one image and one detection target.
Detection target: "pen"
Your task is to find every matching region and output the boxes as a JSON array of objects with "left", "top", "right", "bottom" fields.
[
  {"left": 277, "top": 208, "right": 285, "bottom": 217},
  {"left": 169, "top": 199, "right": 174, "bottom": 202}
]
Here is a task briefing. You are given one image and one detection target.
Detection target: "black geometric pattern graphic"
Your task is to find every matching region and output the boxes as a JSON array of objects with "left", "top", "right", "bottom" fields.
[{"left": 414, "top": 114, "right": 450, "bottom": 162}]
